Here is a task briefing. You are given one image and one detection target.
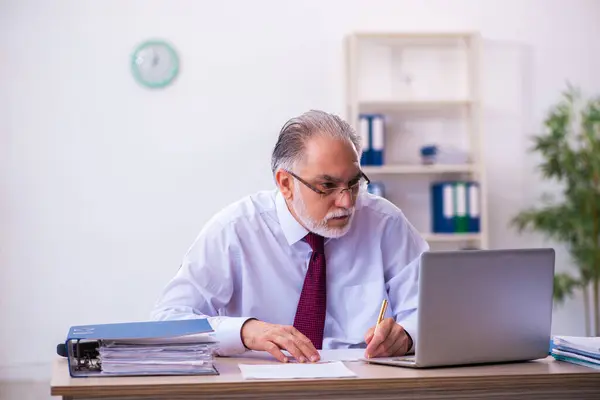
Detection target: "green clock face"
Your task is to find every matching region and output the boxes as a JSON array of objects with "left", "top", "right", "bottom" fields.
[{"left": 131, "top": 40, "right": 179, "bottom": 88}]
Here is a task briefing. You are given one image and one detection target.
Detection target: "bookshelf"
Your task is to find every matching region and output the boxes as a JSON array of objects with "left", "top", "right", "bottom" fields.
[{"left": 345, "top": 32, "right": 488, "bottom": 249}]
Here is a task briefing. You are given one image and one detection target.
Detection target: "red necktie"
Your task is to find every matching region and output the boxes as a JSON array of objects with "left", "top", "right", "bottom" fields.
[{"left": 293, "top": 232, "right": 327, "bottom": 349}]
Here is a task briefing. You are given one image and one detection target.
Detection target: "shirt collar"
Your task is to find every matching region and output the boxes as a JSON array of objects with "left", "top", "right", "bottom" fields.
[{"left": 275, "top": 190, "right": 309, "bottom": 246}]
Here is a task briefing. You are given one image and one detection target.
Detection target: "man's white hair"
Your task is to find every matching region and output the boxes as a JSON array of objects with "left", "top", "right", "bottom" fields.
[{"left": 271, "top": 110, "right": 362, "bottom": 175}]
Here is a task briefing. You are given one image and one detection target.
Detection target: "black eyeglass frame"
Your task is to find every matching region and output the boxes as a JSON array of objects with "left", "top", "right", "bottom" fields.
[{"left": 286, "top": 170, "right": 371, "bottom": 198}]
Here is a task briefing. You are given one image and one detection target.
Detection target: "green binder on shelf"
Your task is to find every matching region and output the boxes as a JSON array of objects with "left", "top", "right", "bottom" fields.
[
  {"left": 432, "top": 180, "right": 480, "bottom": 234},
  {"left": 454, "top": 182, "right": 468, "bottom": 233}
]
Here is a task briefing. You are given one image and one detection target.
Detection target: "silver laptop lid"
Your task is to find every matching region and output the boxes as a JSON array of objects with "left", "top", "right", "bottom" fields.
[{"left": 416, "top": 248, "right": 555, "bottom": 367}]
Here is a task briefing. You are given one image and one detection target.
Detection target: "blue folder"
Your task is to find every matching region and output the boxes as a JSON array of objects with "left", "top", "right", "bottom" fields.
[
  {"left": 370, "top": 114, "right": 385, "bottom": 166},
  {"left": 466, "top": 181, "right": 481, "bottom": 233},
  {"left": 432, "top": 181, "right": 481, "bottom": 234},
  {"left": 367, "top": 181, "right": 386, "bottom": 197},
  {"left": 66, "top": 319, "right": 215, "bottom": 377},
  {"left": 431, "top": 181, "right": 456, "bottom": 233},
  {"left": 67, "top": 319, "right": 213, "bottom": 342},
  {"left": 359, "top": 114, "right": 372, "bottom": 165}
]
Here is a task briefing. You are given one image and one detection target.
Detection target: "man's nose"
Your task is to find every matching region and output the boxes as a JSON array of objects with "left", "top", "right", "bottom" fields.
[{"left": 335, "top": 189, "right": 353, "bottom": 209}]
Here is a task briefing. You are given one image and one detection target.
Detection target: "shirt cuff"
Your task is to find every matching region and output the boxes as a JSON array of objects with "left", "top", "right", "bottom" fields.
[
  {"left": 397, "top": 315, "right": 417, "bottom": 355},
  {"left": 209, "top": 316, "right": 254, "bottom": 356}
]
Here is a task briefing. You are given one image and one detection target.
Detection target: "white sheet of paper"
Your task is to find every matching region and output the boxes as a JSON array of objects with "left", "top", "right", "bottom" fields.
[
  {"left": 554, "top": 336, "right": 600, "bottom": 354},
  {"left": 318, "top": 349, "right": 365, "bottom": 362},
  {"left": 240, "top": 348, "right": 366, "bottom": 363},
  {"left": 238, "top": 361, "right": 357, "bottom": 380}
]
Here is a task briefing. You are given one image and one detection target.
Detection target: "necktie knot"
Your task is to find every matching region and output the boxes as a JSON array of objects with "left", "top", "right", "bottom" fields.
[{"left": 304, "top": 232, "right": 325, "bottom": 254}]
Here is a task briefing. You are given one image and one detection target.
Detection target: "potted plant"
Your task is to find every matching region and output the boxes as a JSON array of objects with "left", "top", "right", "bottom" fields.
[{"left": 511, "top": 84, "right": 600, "bottom": 336}]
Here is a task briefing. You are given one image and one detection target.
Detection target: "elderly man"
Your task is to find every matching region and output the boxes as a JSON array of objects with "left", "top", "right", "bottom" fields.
[{"left": 152, "top": 110, "right": 429, "bottom": 363}]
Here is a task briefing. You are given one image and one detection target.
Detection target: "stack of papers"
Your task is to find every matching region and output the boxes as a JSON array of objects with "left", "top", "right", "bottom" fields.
[
  {"left": 66, "top": 319, "right": 219, "bottom": 377},
  {"left": 551, "top": 336, "right": 600, "bottom": 370},
  {"left": 99, "top": 337, "right": 218, "bottom": 376}
]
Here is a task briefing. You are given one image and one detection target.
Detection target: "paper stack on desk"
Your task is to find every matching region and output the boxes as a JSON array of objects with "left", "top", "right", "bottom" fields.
[
  {"left": 98, "top": 336, "right": 217, "bottom": 376},
  {"left": 551, "top": 336, "right": 600, "bottom": 370},
  {"left": 66, "top": 319, "right": 219, "bottom": 377}
]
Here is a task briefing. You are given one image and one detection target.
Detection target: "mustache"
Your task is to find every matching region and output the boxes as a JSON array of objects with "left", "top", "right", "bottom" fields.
[{"left": 324, "top": 208, "right": 354, "bottom": 221}]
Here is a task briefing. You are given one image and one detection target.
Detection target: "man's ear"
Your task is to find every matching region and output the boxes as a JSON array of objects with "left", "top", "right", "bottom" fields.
[{"left": 275, "top": 169, "right": 294, "bottom": 200}]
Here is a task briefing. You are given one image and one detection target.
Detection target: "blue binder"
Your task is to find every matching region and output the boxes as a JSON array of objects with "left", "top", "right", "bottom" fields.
[
  {"left": 359, "top": 114, "right": 372, "bottom": 165},
  {"left": 65, "top": 319, "right": 215, "bottom": 377},
  {"left": 370, "top": 114, "right": 385, "bottom": 166},
  {"left": 454, "top": 181, "right": 468, "bottom": 233},
  {"left": 367, "top": 181, "right": 386, "bottom": 197},
  {"left": 431, "top": 181, "right": 456, "bottom": 233},
  {"left": 466, "top": 181, "right": 481, "bottom": 233}
]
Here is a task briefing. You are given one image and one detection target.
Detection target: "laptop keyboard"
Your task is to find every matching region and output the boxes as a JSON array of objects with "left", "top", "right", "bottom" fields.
[{"left": 392, "top": 355, "right": 416, "bottom": 362}]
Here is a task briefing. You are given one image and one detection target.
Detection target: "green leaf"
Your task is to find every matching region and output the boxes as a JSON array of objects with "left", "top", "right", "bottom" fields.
[
  {"left": 512, "top": 83, "right": 600, "bottom": 307},
  {"left": 553, "top": 272, "right": 582, "bottom": 305}
]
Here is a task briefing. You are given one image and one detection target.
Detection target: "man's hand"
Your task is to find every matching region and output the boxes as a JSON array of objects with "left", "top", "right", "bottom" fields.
[
  {"left": 364, "top": 317, "right": 412, "bottom": 358},
  {"left": 241, "top": 319, "right": 320, "bottom": 363}
]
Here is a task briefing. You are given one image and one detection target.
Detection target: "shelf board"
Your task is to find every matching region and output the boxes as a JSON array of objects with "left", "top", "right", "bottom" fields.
[
  {"left": 421, "top": 233, "right": 482, "bottom": 242},
  {"left": 358, "top": 100, "right": 473, "bottom": 113},
  {"left": 362, "top": 164, "right": 475, "bottom": 174},
  {"left": 352, "top": 32, "right": 477, "bottom": 40},
  {"left": 351, "top": 32, "right": 477, "bottom": 46}
]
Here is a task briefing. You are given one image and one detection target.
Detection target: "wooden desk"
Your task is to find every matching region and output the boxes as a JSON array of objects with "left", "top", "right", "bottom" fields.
[{"left": 51, "top": 355, "right": 600, "bottom": 399}]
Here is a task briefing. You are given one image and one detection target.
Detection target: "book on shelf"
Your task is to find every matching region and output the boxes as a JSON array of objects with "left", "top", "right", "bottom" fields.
[
  {"left": 358, "top": 114, "right": 385, "bottom": 166},
  {"left": 431, "top": 181, "right": 480, "bottom": 234}
]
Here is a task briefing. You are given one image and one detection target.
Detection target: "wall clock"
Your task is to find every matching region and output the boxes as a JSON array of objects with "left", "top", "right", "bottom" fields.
[{"left": 131, "top": 40, "right": 179, "bottom": 88}]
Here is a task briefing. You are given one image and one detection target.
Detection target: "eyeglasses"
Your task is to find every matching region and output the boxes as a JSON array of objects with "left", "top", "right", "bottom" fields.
[{"left": 287, "top": 170, "right": 371, "bottom": 199}]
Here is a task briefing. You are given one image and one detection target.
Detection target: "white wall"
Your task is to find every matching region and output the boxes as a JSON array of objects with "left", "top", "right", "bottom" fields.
[{"left": 1, "top": 0, "right": 599, "bottom": 383}]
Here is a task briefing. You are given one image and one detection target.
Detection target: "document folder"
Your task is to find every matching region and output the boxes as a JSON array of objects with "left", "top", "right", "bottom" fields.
[
  {"left": 359, "top": 114, "right": 372, "bottom": 166},
  {"left": 65, "top": 319, "right": 219, "bottom": 377},
  {"left": 431, "top": 181, "right": 455, "bottom": 233},
  {"left": 370, "top": 114, "right": 385, "bottom": 166},
  {"left": 467, "top": 181, "right": 481, "bottom": 233}
]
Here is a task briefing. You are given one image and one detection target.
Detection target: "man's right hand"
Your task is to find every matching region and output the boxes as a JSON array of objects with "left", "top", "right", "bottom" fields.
[{"left": 240, "top": 319, "right": 320, "bottom": 363}]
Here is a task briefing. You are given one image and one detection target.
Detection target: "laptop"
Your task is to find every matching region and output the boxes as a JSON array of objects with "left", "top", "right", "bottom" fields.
[{"left": 364, "top": 248, "right": 555, "bottom": 368}]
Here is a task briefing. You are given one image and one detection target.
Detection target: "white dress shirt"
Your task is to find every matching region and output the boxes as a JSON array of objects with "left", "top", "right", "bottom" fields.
[{"left": 151, "top": 189, "right": 429, "bottom": 356}]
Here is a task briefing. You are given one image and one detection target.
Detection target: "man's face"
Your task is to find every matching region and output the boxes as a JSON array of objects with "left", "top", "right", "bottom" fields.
[{"left": 285, "top": 136, "right": 363, "bottom": 238}]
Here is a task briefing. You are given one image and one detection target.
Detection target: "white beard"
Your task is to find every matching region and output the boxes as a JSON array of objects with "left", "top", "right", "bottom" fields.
[{"left": 291, "top": 184, "right": 355, "bottom": 239}]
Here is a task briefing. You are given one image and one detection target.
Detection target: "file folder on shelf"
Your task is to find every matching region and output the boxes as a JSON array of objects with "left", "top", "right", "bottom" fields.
[
  {"left": 370, "top": 114, "right": 385, "bottom": 166},
  {"left": 65, "top": 319, "right": 219, "bottom": 377},
  {"left": 431, "top": 181, "right": 481, "bottom": 234},
  {"left": 359, "top": 114, "right": 371, "bottom": 166},
  {"left": 367, "top": 181, "right": 386, "bottom": 197},
  {"left": 358, "top": 113, "right": 385, "bottom": 166},
  {"left": 467, "top": 181, "right": 481, "bottom": 233},
  {"left": 431, "top": 182, "right": 456, "bottom": 233},
  {"left": 454, "top": 182, "right": 468, "bottom": 233}
]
